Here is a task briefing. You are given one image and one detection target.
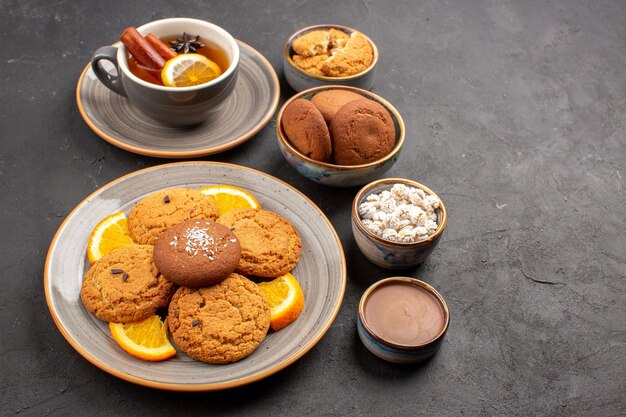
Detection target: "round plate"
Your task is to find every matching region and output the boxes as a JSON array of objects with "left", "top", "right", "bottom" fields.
[
  {"left": 44, "top": 162, "right": 346, "bottom": 391},
  {"left": 76, "top": 41, "right": 280, "bottom": 158}
]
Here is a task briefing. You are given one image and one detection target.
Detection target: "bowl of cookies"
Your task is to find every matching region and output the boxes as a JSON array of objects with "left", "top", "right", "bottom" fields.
[
  {"left": 276, "top": 86, "right": 405, "bottom": 187},
  {"left": 283, "top": 24, "right": 378, "bottom": 92}
]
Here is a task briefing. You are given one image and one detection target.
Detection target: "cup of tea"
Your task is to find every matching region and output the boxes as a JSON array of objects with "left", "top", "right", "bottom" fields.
[{"left": 91, "top": 17, "right": 240, "bottom": 126}]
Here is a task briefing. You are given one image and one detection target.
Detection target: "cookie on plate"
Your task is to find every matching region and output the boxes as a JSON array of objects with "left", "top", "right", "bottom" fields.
[
  {"left": 282, "top": 98, "right": 332, "bottom": 162},
  {"left": 310, "top": 89, "right": 364, "bottom": 124},
  {"left": 217, "top": 208, "right": 302, "bottom": 278},
  {"left": 168, "top": 273, "right": 270, "bottom": 364},
  {"left": 153, "top": 219, "right": 241, "bottom": 287},
  {"left": 329, "top": 98, "right": 396, "bottom": 165},
  {"left": 127, "top": 188, "right": 218, "bottom": 245},
  {"left": 80, "top": 245, "right": 176, "bottom": 323}
]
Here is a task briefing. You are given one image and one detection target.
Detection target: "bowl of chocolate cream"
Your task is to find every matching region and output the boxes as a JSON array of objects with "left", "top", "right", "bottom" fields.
[{"left": 357, "top": 277, "right": 449, "bottom": 363}]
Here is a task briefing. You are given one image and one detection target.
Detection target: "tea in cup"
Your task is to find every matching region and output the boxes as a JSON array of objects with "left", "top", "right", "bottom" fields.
[{"left": 91, "top": 17, "right": 239, "bottom": 126}]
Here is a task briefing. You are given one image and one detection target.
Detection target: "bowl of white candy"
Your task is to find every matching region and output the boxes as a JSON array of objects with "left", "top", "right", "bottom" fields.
[{"left": 351, "top": 178, "right": 447, "bottom": 269}]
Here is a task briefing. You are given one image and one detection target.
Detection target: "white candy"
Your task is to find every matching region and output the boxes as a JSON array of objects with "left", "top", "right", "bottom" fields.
[{"left": 359, "top": 183, "right": 440, "bottom": 243}]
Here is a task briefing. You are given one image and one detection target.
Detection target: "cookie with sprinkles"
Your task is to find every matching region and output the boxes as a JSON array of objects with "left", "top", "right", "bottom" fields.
[{"left": 153, "top": 219, "right": 242, "bottom": 287}]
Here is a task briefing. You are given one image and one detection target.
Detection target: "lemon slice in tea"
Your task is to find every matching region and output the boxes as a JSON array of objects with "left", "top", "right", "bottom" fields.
[{"left": 161, "top": 53, "right": 222, "bottom": 87}]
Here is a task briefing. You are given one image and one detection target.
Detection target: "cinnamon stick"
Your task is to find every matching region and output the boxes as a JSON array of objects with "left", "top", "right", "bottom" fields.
[
  {"left": 128, "top": 60, "right": 163, "bottom": 85},
  {"left": 146, "top": 33, "right": 177, "bottom": 61},
  {"left": 120, "top": 27, "right": 166, "bottom": 71}
]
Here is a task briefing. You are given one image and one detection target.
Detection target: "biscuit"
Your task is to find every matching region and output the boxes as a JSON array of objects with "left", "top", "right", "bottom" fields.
[
  {"left": 127, "top": 188, "right": 218, "bottom": 245},
  {"left": 292, "top": 54, "right": 329, "bottom": 76},
  {"left": 153, "top": 219, "right": 241, "bottom": 287},
  {"left": 217, "top": 208, "right": 302, "bottom": 278},
  {"left": 291, "top": 29, "right": 373, "bottom": 78},
  {"left": 168, "top": 274, "right": 270, "bottom": 364},
  {"left": 311, "top": 90, "right": 364, "bottom": 124},
  {"left": 328, "top": 28, "right": 350, "bottom": 49},
  {"left": 282, "top": 99, "right": 332, "bottom": 162},
  {"left": 80, "top": 245, "right": 176, "bottom": 323},
  {"left": 330, "top": 98, "right": 396, "bottom": 165},
  {"left": 321, "top": 32, "right": 373, "bottom": 77},
  {"left": 292, "top": 30, "right": 330, "bottom": 57}
]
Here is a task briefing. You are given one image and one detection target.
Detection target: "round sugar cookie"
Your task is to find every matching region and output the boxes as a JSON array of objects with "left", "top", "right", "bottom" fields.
[
  {"left": 329, "top": 98, "right": 396, "bottom": 165},
  {"left": 311, "top": 89, "right": 363, "bottom": 124},
  {"left": 80, "top": 245, "right": 176, "bottom": 323},
  {"left": 168, "top": 274, "right": 270, "bottom": 364},
  {"left": 282, "top": 98, "right": 332, "bottom": 162},
  {"left": 127, "top": 188, "right": 219, "bottom": 245},
  {"left": 217, "top": 208, "right": 302, "bottom": 278}
]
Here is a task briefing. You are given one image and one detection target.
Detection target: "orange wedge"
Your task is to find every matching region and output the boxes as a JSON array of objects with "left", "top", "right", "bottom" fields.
[
  {"left": 87, "top": 211, "right": 134, "bottom": 263},
  {"left": 161, "top": 53, "right": 222, "bottom": 87},
  {"left": 198, "top": 185, "right": 260, "bottom": 216},
  {"left": 257, "top": 272, "right": 305, "bottom": 331},
  {"left": 109, "top": 315, "right": 176, "bottom": 362}
]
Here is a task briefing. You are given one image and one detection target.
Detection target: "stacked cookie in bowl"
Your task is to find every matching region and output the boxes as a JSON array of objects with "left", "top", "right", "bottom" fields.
[{"left": 277, "top": 86, "right": 405, "bottom": 187}]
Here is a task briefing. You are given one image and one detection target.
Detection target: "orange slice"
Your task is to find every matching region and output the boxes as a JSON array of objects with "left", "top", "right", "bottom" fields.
[
  {"left": 87, "top": 212, "right": 134, "bottom": 263},
  {"left": 198, "top": 185, "right": 260, "bottom": 216},
  {"left": 257, "top": 272, "right": 305, "bottom": 331},
  {"left": 161, "top": 53, "right": 222, "bottom": 87},
  {"left": 109, "top": 315, "right": 176, "bottom": 362}
]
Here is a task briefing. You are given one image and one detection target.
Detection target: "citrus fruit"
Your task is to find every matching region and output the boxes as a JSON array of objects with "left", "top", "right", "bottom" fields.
[
  {"left": 257, "top": 272, "right": 305, "bottom": 331},
  {"left": 198, "top": 185, "right": 260, "bottom": 216},
  {"left": 161, "top": 53, "right": 222, "bottom": 87},
  {"left": 87, "top": 211, "right": 134, "bottom": 263},
  {"left": 109, "top": 315, "right": 176, "bottom": 362}
]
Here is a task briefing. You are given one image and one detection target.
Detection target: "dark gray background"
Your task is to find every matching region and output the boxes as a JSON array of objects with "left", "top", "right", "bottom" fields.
[{"left": 1, "top": 0, "right": 625, "bottom": 416}]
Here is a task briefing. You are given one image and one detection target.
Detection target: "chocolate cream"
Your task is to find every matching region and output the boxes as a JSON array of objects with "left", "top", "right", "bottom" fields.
[{"left": 364, "top": 282, "right": 445, "bottom": 346}]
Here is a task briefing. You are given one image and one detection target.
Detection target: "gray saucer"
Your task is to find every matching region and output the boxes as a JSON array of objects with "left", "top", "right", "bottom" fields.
[{"left": 77, "top": 41, "right": 280, "bottom": 158}]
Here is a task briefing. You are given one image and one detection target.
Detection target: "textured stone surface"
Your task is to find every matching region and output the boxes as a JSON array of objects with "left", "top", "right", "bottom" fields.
[{"left": 1, "top": 0, "right": 625, "bottom": 415}]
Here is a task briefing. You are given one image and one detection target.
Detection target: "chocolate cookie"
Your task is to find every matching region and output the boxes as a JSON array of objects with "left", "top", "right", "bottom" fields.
[
  {"left": 329, "top": 98, "right": 396, "bottom": 165},
  {"left": 80, "top": 245, "right": 176, "bottom": 323},
  {"left": 153, "top": 219, "right": 241, "bottom": 287},
  {"left": 282, "top": 99, "right": 332, "bottom": 162},
  {"left": 127, "top": 188, "right": 219, "bottom": 245},
  {"left": 168, "top": 274, "right": 270, "bottom": 364},
  {"left": 311, "top": 89, "right": 364, "bottom": 124},
  {"left": 217, "top": 208, "right": 302, "bottom": 278}
]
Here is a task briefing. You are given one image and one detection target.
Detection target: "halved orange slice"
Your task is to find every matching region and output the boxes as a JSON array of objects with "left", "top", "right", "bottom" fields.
[
  {"left": 257, "top": 272, "right": 305, "bottom": 331},
  {"left": 161, "top": 53, "right": 222, "bottom": 87},
  {"left": 109, "top": 315, "right": 176, "bottom": 362},
  {"left": 198, "top": 185, "right": 260, "bottom": 216},
  {"left": 87, "top": 212, "right": 134, "bottom": 263}
]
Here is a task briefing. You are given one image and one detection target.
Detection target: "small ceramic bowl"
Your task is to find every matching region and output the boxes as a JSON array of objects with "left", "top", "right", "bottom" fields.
[
  {"left": 283, "top": 24, "right": 379, "bottom": 92},
  {"left": 357, "top": 277, "right": 450, "bottom": 364},
  {"left": 352, "top": 178, "right": 447, "bottom": 268},
  {"left": 276, "top": 86, "right": 404, "bottom": 187}
]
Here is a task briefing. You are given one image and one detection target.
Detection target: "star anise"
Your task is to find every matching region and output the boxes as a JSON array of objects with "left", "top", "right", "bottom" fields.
[{"left": 170, "top": 32, "right": 205, "bottom": 54}]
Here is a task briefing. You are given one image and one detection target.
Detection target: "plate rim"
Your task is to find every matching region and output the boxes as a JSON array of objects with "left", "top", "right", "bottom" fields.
[
  {"left": 44, "top": 161, "right": 346, "bottom": 391},
  {"left": 76, "top": 40, "right": 281, "bottom": 159}
]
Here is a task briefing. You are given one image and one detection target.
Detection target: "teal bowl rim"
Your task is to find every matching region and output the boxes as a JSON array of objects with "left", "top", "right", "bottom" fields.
[
  {"left": 351, "top": 178, "right": 447, "bottom": 248},
  {"left": 358, "top": 277, "right": 450, "bottom": 350},
  {"left": 276, "top": 85, "right": 405, "bottom": 171},
  {"left": 283, "top": 24, "right": 379, "bottom": 82}
]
